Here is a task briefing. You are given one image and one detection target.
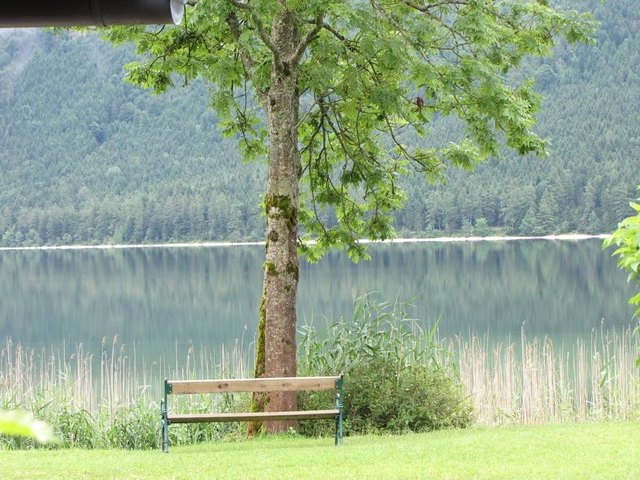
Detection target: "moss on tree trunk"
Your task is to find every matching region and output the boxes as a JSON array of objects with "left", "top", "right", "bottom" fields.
[{"left": 248, "top": 287, "right": 267, "bottom": 436}]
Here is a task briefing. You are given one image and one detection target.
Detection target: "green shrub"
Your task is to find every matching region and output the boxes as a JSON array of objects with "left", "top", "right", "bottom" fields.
[
  {"left": 298, "top": 294, "right": 474, "bottom": 435},
  {"left": 344, "top": 357, "right": 473, "bottom": 433}
]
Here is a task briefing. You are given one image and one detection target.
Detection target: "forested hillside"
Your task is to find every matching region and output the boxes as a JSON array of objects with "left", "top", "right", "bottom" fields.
[{"left": 0, "top": 0, "right": 638, "bottom": 247}]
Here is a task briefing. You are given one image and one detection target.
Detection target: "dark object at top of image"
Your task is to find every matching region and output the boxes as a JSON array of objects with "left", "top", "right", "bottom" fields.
[{"left": 0, "top": 0, "right": 185, "bottom": 28}]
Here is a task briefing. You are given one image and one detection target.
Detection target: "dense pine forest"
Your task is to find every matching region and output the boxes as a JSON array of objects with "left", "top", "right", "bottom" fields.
[{"left": 0, "top": 0, "right": 638, "bottom": 247}]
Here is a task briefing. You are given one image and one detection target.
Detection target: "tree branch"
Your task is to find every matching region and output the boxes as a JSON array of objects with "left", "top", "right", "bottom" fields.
[
  {"left": 401, "top": 0, "right": 469, "bottom": 13},
  {"left": 290, "top": 14, "right": 324, "bottom": 65},
  {"left": 306, "top": 19, "right": 359, "bottom": 53},
  {"left": 226, "top": 0, "right": 283, "bottom": 72},
  {"left": 225, "top": 10, "right": 270, "bottom": 105}
]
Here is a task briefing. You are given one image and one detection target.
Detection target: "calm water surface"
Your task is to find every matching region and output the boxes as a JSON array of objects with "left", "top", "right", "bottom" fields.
[{"left": 0, "top": 239, "right": 636, "bottom": 359}]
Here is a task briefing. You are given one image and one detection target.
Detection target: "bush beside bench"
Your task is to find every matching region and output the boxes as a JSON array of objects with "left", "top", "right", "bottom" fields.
[{"left": 161, "top": 375, "right": 344, "bottom": 452}]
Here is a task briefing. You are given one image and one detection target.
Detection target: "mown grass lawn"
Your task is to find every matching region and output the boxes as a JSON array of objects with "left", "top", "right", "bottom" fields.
[{"left": 1, "top": 421, "right": 638, "bottom": 479}]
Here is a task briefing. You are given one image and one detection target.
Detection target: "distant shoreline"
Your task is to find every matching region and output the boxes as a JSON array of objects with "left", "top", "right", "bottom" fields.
[{"left": 0, "top": 233, "right": 611, "bottom": 252}]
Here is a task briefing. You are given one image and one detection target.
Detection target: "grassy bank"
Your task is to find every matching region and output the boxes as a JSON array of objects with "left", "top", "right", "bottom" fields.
[{"left": 2, "top": 422, "right": 639, "bottom": 479}]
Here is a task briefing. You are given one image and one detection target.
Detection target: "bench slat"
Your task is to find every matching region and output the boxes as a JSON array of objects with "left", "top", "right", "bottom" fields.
[
  {"left": 169, "top": 376, "right": 339, "bottom": 394},
  {"left": 168, "top": 409, "right": 340, "bottom": 423}
]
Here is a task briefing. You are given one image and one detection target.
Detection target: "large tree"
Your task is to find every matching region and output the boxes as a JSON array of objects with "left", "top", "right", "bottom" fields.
[{"left": 105, "top": 0, "right": 593, "bottom": 432}]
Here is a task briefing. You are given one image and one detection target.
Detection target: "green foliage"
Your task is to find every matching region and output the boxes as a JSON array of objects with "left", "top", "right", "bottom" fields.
[
  {"left": 102, "top": 405, "right": 160, "bottom": 450},
  {"left": 605, "top": 198, "right": 640, "bottom": 314},
  {"left": 604, "top": 190, "right": 640, "bottom": 364},
  {"left": 0, "top": 410, "right": 58, "bottom": 444},
  {"left": 299, "top": 294, "right": 442, "bottom": 373},
  {"left": 298, "top": 294, "right": 474, "bottom": 435},
  {"left": 344, "top": 357, "right": 473, "bottom": 433},
  {"left": 0, "top": 398, "right": 248, "bottom": 450},
  {"left": 54, "top": 408, "right": 99, "bottom": 448}
]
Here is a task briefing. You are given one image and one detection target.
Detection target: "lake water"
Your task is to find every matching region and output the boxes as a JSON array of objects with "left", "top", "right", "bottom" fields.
[{"left": 0, "top": 238, "right": 636, "bottom": 360}]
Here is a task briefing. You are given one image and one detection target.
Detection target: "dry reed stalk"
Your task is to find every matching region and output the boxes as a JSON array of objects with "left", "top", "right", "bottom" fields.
[{"left": 449, "top": 328, "right": 640, "bottom": 425}]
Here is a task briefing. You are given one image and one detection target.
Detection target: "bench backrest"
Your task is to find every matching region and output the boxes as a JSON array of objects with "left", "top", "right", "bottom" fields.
[{"left": 165, "top": 376, "right": 342, "bottom": 395}]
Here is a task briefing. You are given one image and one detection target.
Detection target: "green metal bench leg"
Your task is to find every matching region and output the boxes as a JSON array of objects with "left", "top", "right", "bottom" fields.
[
  {"left": 162, "top": 379, "right": 169, "bottom": 453},
  {"left": 335, "top": 375, "right": 344, "bottom": 446},
  {"left": 161, "top": 401, "right": 169, "bottom": 453}
]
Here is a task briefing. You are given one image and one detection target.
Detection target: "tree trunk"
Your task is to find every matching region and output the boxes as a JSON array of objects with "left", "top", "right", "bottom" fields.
[{"left": 257, "top": 9, "right": 301, "bottom": 434}]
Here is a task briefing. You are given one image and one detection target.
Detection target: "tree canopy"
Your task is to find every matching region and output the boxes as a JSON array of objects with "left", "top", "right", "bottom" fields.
[{"left": 104, "top": 0, "right": 594, "bottom": 260}]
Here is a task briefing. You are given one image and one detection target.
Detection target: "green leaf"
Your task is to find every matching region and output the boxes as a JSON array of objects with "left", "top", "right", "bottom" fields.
[{"left": 0, "top": 410, "right": 59, "bottom": 443}]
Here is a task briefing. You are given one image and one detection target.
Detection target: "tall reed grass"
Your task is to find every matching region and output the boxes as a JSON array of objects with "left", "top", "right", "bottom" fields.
[
  {"left": 1, "top": 336, "right": 251, "bottom": 412},
  {"left": 450, "top": 326, "right": 640, "bottom": 425},
  {"left": 1, "top": 324, "right": 639, "bottom": 448},
  {"left": 0, "top": 336, "right": 251, "bottom": 449}
]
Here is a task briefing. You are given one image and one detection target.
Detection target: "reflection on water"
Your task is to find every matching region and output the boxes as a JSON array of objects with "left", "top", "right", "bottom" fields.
[
  {"left": 0, "top": 239, "right": 635, "bottom": 359},
  {"left": 304, "top": 239, "right": 636, "bottom": 338}
]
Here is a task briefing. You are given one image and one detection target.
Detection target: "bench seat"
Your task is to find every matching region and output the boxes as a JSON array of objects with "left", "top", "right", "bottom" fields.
[{"left": 168, "top": 409, "right": 340, "bottom": 423}]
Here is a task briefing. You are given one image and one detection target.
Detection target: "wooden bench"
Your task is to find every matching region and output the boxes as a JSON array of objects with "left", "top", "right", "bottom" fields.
[{"left": 161, "top": 375, "right": 344, "bottom": 452}]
